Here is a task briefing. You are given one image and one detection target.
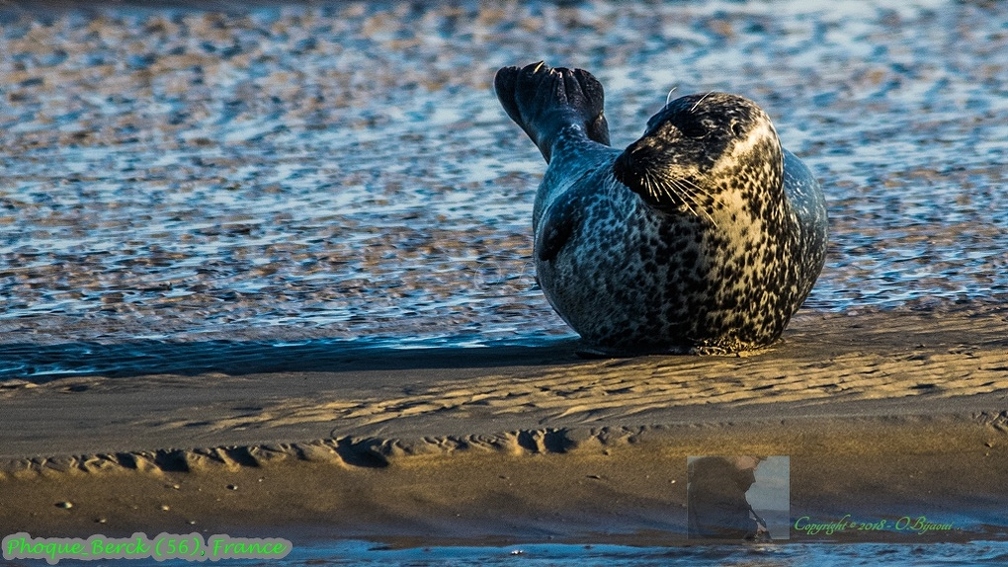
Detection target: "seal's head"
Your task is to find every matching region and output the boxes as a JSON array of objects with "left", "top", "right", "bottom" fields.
[{"left": 613, "top": 92, "right": 784, "bottom": 216}]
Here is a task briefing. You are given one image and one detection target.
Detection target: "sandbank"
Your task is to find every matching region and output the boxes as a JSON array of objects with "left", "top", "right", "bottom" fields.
[{"left": 2, "top": 305, "right": 1007, "bottom": 545}]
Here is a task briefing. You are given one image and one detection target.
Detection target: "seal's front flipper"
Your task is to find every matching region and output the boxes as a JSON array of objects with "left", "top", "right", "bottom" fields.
[
  {"left": 494, "top": 62, "right": 610, "bottom": 162},
  {"left": 536, "top": 190, "right": 583, "bottom": 263}
]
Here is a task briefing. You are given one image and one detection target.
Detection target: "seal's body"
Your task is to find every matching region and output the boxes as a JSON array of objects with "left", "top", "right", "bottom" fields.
[{"left": 495, "top": 62, "right": 827, "bottom": 355}]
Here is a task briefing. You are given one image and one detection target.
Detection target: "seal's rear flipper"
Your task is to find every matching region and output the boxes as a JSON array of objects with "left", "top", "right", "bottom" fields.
[{"left": 494, "top": 62, "right": 610, "bottom": 162}]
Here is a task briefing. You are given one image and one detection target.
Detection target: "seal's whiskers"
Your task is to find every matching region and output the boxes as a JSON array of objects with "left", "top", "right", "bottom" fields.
[
  {"left": 642, "top": 172, "right": 718, "bottom": 227},
  {"left": 690, "top": 91, "right": 715, "bottom": 113},
  {"left": 665, "top": 87, "right": 678, "bottom": 110}
]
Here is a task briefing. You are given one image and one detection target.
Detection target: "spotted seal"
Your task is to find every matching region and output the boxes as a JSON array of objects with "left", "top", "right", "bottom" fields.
[{"left": 494, "top": 62, "right": 827, "bottom": 355}]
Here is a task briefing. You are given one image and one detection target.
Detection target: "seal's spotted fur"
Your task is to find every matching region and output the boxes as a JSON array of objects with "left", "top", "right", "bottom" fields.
[{"left": 495, "top": 62, "right": 827, "bottom": 355}]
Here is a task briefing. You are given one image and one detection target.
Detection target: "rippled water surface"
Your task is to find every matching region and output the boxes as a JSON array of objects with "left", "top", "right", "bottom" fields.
[{"left": 1, "top": 0, "right": 1007, "bottom": 360}]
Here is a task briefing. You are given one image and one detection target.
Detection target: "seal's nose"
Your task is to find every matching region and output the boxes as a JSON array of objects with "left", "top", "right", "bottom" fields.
[
  {"left": 613, "top": 138, "right": 657, "bottom": 190},
  {"left": 612, "top": 146, "right": 636, "bottom": 188}
]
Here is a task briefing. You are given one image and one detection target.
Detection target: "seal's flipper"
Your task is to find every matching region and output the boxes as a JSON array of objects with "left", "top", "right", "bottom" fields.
[
  {"left": 536, "top": 190, "right": 583, "bottom": 263},
  {"left": 494, "top": 62, "right": 610, "bottom": 162}
]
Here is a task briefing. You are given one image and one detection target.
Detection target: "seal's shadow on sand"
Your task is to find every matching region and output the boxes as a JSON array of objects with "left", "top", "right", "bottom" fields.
[
  {"left": 6, "top": 304, "right": 1008, "bottom": 384},
  {"left": 1, "top": 339, "right": 581, "bottom": 383}
]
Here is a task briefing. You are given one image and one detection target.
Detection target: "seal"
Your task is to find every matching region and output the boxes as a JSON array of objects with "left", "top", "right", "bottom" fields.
[{"left": 494, "top": 62, "right": 827, "bottom": 355}]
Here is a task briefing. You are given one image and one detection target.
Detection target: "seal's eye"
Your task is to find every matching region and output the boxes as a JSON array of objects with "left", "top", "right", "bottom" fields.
[{"left": 679, "top": 118, "right": 707, "bottom": 138}]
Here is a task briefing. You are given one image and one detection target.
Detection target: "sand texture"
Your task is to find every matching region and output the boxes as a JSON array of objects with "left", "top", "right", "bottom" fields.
[
  {"left": 2, "top": 0, "right": 1008, "bottom": 551},
  {"left": 2, "top": 306, "right": 1008, "bottom": 543}
]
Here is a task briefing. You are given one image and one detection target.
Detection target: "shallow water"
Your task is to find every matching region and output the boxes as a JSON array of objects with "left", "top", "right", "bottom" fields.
[
  {"left": 165, "top": 540, "right": 1008, "bottom": 567},
  {"left": 1, "top": 0, "right": 1007, "bottom": 373}
]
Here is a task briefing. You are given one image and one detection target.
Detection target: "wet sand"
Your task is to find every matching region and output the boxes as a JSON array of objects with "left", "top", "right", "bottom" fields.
[
  {"left": 2, "top": 0, "right": 1008, "bottom": 552},
  {"left": 3, "top": 305, "right": 1008, "bottom": 544}
]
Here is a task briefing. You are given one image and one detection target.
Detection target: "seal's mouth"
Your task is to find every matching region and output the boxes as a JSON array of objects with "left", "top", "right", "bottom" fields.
[
  {"left": 614, "top": 143, "right": 673, "bottom": 206},
  {"left": 613, "top": 141, "right": 667, "bottom": 193},
  {"left": 614, "top": 144, "right": 714, "bottom": 223},
  {"left": 614, "top": 146, "right": 672, "bottom": 211}
]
